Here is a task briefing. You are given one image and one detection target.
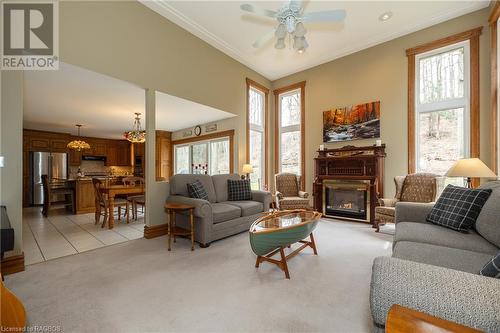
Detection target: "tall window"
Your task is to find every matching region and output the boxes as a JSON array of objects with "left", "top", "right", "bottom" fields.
[
  {"left": 274, "top": 82, "right": 305, "bottom": 190},
  {"left": 173, "top": 131, "right": 234, "bottom": 175},
  {"left": 246, "top": 79, "right": 269, "bottom": 190},
  {"left": 415, "top": 42, "right": 469, "bottom": 175},
  {"left": 407, "top": 28, "right": 481, "bottom": 185}
]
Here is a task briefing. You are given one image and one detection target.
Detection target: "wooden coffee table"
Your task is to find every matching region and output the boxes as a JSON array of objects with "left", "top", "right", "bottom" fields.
[
  {"left": 249, "top": 209, "right": 322, "bottom": 279},
  {"left": 164, "top": 203, "right": 195, "bottom": 251}
]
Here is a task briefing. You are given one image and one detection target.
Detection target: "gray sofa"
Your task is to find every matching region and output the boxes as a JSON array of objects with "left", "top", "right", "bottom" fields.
[
  {"left": 370, "top": 181, "right": 500, "bottom": 332},
  {"left": 166, "top": 174, "right": 272, "bottom": 247}
]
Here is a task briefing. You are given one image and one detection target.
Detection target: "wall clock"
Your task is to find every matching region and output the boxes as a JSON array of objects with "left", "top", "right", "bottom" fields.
[{"left": 194, "top": 125, "right": 202, "bottom": 136}]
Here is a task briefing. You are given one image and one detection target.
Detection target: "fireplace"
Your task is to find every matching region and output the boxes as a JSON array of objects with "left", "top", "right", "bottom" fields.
[{"left": 322, "top": 180, "right": 371, "bottom": 222}]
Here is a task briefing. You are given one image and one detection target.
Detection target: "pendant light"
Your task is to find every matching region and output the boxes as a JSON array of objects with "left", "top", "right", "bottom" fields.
[
  {"left": 67, "top": 124, "right": 91, "bottom": 151},
  {"left": 123, "top": 112, "right": 146, "bottom": 143}
]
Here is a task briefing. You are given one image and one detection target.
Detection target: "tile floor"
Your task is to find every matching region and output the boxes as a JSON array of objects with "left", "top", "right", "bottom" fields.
[{"left": 23, "top": 207, "right": 145, "bottom": 265}]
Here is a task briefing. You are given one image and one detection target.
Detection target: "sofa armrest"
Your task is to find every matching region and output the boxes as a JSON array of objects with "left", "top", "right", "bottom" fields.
[
  {"left": 298, "top": 191, "right": 309, "bottom": 199},
  {"left": 275, "top": 191, "right": 284, "bottom": 200},
  {"left": 166, "top": 195, "right": 212, "bottom": 218},
  {"left": 379, "top": 198, "right": 399, "bottom": 207},
  {"left": 370, "top": 257, "right": 500, "bottom": 332},
  {"left": 252, "top": 190, "right": 272, "bottom": 210},
  {"left": 395, "top": 202, "right": 434, "bottom": 224}
]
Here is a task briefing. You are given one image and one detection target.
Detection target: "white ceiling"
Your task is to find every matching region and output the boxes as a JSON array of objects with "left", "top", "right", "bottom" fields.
[
  {"left": 155, "top": 91, "right": 235, "bottom": 132},
  {"left": 23, "top": 62, "right": 235, "bottom": 139},
  {"left": 141, "top": 0, "right": 489, "bottom": 80}
]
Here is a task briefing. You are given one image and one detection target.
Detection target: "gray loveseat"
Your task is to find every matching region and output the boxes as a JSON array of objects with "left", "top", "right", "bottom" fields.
[
  {"left": 370, "top": 181, "right": 500, "bottom": 332},
  {"left": 166, "top": 174, "right": 272, "bottom": 247}
]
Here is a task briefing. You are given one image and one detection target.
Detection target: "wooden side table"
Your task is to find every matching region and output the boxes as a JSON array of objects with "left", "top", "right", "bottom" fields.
[{"left": 164, "top": 203, "right": 195, "bottom": 251}]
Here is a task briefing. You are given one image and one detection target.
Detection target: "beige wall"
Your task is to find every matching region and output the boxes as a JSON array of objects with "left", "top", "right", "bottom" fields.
[
  {"left": 1, "top": 71, "right": 24, "bottom": 256},
  {"left": 271, "top": 8, "right": 491, "bottom": 198}
]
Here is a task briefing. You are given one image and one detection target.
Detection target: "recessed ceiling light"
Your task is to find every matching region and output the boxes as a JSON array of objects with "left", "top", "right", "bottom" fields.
[{"left": 379, "top": 11, "right": 393, "bottom": 22}]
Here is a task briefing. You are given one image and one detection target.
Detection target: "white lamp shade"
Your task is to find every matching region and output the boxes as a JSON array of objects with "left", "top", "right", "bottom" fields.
[
  {"left": 242, "top": 164, "right": 253, "bottom": 174},
  {"left": 445, "top": 158, "right": 497, "bottom": 178},
  {"left": 275, "top": 24, "right": 286, "bottom": 39}
]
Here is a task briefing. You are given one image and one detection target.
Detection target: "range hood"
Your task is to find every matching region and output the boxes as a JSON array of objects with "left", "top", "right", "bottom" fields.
[{"left": 82, "top": 155, "right": 106, "bottom": 162}]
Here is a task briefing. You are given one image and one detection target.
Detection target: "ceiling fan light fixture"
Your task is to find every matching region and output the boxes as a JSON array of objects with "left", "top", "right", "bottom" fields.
[
  {"left": 275, "top": 23, "right": 286, "bottom": 38},
  {"left": 275, "top": 38, "right": 286, "bottom": 49},
  {"left": 378, "top": 11, "right": 393, "bottom": 22},
  {"left": 294, "top": 22, "right": 306, "bottom": 37},
  {"left": 285, "top": 16, "right": 296, "bottom": 33}
]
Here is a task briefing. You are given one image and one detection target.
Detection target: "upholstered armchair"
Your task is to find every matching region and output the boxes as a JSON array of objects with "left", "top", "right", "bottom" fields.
[
  {"left": 375, "top": 173, "right": 444, "bottom": 232},
  {"left": 274, "top": 173, "right": 310, "bottom": 210}
]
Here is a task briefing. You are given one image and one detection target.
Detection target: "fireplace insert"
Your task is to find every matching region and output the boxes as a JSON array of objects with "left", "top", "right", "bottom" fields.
[{"left": 322, "top": 180, "right": 370, "bottom": 222}]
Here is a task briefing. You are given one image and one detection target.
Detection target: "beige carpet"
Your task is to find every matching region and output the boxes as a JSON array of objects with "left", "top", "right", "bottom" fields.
[{"left": 5, "top": 220, "right": 393, "bottom": 333}]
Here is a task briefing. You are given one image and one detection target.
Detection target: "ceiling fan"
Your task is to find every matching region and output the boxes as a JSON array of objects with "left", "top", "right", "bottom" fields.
[{"left": 240, "top": 1, "right": 346, "bottom": 53}]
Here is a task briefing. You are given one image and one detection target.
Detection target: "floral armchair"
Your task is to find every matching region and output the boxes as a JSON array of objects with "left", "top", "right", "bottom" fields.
[
  {"left": 375, "top": 173, "right": 444, "bottom": 232},
  {"left": 274, "top": 173, "right": 310, "bottom": 210}
]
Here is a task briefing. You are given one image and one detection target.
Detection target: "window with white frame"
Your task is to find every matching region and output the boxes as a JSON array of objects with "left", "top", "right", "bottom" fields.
[
  {"left": 415, "top": 41, "right": 470, "bottom": 176},
  {"left": 174, "top": 137, "right": 230, "bottom": 175},
  {"left": 278, "top": 88, "right": 302, "bottom": 176},
  {"left": 248, "top": 86, "right": 265, "bottom": 190}
]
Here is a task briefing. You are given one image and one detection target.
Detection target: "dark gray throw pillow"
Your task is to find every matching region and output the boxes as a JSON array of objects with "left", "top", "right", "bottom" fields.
[
  {"left": 426, "top": 185, "right": 492, "bottom": 232},
  {"left": 187, "top": 179, "right": 209, "bottom": 201},
  {"left": 227, "top": 179, "right": 252, "bottom": 201},
  {"left": 480, "top": 250, "right": 500, "bottom": 278}
]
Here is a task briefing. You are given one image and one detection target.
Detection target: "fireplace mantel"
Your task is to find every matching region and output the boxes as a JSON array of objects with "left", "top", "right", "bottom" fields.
[{"left": 313, "top": 145, "right": 386, "bottom": 225}]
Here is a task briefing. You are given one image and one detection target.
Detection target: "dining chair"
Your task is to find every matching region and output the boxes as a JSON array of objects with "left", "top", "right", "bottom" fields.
[
  {"left": 122, "top": 176, "right": 145, "bottom": 220},
  {"left": 41, "top": 175, "right": 74, "bottom": 217},
  {"left": 92, "top": 178, "right": 130, "bottom": 228}
]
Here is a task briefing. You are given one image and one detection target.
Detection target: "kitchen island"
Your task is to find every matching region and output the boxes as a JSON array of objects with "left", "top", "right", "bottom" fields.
[{"left": 68, "top": 176, "right": 127, "bottom": 215}]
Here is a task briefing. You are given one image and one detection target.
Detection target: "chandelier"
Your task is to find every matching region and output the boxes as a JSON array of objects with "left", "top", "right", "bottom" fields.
[
  {"left": 67, "top": 124, "right": 91, "bottom": 151},
  {"left": 123, "top": 112, "right": 146, "bottom": 143}
]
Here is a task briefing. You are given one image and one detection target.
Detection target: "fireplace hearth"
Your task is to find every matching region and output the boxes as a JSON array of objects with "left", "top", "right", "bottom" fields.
[{"left": 323, "top": 180, "right": 370, "bottom": 222}]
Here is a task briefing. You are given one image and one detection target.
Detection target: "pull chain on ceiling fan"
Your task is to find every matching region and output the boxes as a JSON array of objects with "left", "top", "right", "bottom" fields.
[{"left": 241, "top": 1, "right": 346, "bottom": 53}]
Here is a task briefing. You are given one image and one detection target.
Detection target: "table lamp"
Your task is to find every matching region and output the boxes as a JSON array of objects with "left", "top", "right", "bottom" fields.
[
  {"left": 445, "top": 158, "right": 497, "bottom": 188},
  {"left": 241, "top": 164, "right": 253, "bottom": 180}
]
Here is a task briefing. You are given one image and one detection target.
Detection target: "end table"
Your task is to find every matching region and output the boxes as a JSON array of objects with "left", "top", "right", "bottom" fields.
[{"left": 164, "top": 203, "right": 195, "bottom": 251}]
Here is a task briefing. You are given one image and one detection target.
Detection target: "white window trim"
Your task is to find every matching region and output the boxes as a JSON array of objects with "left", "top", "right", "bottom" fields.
[
  {"left": 414, "top": 40, "right": 471, "bottom": 173},
  {"left": 278, "top": 88, "right": 301, "bottom": 175},
  {"left": 248, "top": 87, "right": 266, "bottom": 189},
  {"left": 174, "top": 136, "right": 230, "bottom": 175}
]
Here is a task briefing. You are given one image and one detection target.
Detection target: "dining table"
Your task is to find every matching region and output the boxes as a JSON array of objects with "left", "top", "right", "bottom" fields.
[{"left": 98, "top": 184, "right": 145, "bottom": 229}]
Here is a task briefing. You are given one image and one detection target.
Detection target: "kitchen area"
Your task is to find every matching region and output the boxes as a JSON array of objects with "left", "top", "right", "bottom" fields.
[{"left": 21, "top": 62, "right": 173, "bottom": 265}]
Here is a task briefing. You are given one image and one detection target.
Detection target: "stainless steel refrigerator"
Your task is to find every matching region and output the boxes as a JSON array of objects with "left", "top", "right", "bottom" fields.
[{"left": 31, "top": 152, "right": 68, "bottom": 205}]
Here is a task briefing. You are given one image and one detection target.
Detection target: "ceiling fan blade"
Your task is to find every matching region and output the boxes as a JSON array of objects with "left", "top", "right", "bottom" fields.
[
  {"left": 240, "top": 4, "right": 277, "bottom": 18},
  {"left": 252, "top": 30, "right": 275, "bottom": 49},
  {"left": 302, "top": 9, "right": 346, "bottom": 23}
]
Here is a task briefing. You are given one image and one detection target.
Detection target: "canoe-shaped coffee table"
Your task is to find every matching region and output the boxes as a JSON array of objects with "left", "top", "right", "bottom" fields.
[{"left": 249, "top": 209, "right": 322, "bottom": 279}]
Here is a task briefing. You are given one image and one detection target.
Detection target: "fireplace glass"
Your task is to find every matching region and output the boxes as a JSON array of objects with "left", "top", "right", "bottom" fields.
[{"left": 323, "top": 181, "right": 369, "bottom": 221}]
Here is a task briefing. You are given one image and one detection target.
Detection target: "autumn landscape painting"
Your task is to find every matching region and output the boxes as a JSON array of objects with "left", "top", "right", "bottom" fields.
[{"left": 323, "top": 101, "right": 381, "bottom": 142}]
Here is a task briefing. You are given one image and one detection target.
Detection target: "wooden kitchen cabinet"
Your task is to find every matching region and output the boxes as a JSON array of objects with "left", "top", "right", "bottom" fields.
[
  {"left": 116, "top": 141, "right": 131, "bottom": 166},
  {"left": 74, "top": 179, "right": 95, "bottom": 214},
  {"left": 155, "top": 130, "right": 172, "bottom": 180},
  {"left": 69, "top": 149, "right": 81, "bottom": 166}
]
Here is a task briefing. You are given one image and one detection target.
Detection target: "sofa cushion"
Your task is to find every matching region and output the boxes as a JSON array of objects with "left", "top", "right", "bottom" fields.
[
  {"left": 395, "top": 222, "right": 498, "bottom": 255},
  {"left": 224, "top": 200, "right": 263, "bottom": 216},
  {"left": 186, "top": 180, "right": 209, "bottom": 201},
  {"left": 211, "top": 203, "right": 241, "bottom": 224},
  {"left": 212, "top": 174, "right": 240, "bottom": 203},
  {"left": 227, "top": 179, "right": 252, "bottom": 201},
  {"left": 480, "top": 250, "right": 500, "bottom": 278},
  {"left": 169, "top": 174, "right": 217, "bottom": 203},
  {"left": 426, "top": 185, "right": 492, "bottom": 232},
  {"left": 393, "top": 241, "right": 493, "bottom": 274},
  {"left": 476, "top": 181, "right": 500, "bottom": 248},
  {"left": 278, "top": 197, "right": 310, "bottom": 209},
  {"left": 275, "top": 173, "right": 299, "bottom": 197}
]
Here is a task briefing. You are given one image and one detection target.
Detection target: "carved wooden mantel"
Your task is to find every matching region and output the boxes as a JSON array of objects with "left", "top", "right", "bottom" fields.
[{"left": 313, "top": 145, "right": 386, "bottom": 225}]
